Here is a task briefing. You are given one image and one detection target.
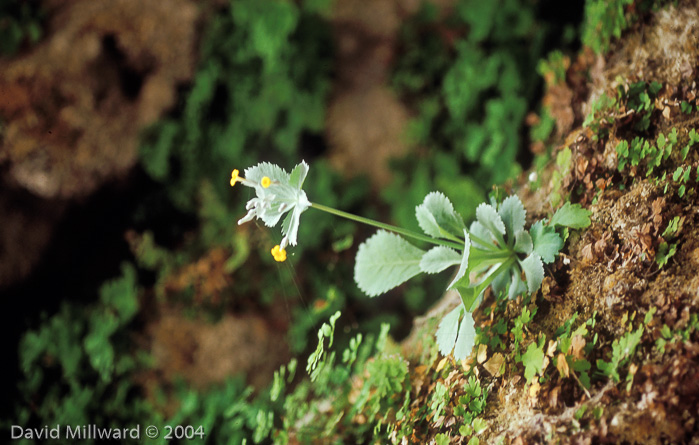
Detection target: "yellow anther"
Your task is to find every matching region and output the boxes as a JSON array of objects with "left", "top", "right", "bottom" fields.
[
  {"left": 230, "top": 169, "right": 240, "bottom": 187},
  {"left": 271, "top": 245, "right": 287, "bottom": 262},
  {"left": 261, "top": 176, "right": 271, "bottom": 188}
]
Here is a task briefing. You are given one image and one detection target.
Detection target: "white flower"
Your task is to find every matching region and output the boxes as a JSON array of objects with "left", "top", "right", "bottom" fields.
[{"left": 231, "top": 161, "right": 311, "bottom": 254}]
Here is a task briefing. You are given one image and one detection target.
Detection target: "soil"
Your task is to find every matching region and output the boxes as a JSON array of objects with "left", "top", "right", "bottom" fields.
[{"left": 397, "top": 2, "right": 699, "bottom": 443}]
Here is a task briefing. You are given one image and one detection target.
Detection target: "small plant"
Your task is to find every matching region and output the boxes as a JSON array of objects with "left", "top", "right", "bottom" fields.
[
  {"left": 512, "top": 304, "right": 537, "bottom": 358},
  {"left": 553, "top": 313, "right": 597, "bottom": 390},
  {"left": 616, "top": 128, "right": 673, "bottom": 174},
  {"left": 680, "top": 100, "right": 694, "bottom": 115},
  {"left": 430, "top": 382, "right": 451, "bottom": 419},
  {"left": 623, "top": 81, "right": 663, "bottom": 131},
  {"left": 616, "top": 126, "right": 697, "bottom": 199},
  {"left": 14, "top": 265, "right": 152, "bottom": 439},
  {"left": 454, "top": 376, "right": 488, "bottom": 435},
  {"left": 520, "top": 336, "right": 547, "bottom": 385},
  {"left": 587, "top": 81, "right": 663, "bottom": 141},
  {"left": 274, "top": 314, "right": 413, "bottom": 442},
  {"left": 680, "top": 128, "right": 699, "bottom": 160},
  {"left": 596, "top": 309, "right": 654, "bottom": 390},
  {"left": 232, "top": 161, "right": 591, "bottom": 361},
  {"left": 656, "top": 215, "right": 683, "bottom": 267},
  {"left": 583, "top": 92, "right": 618, "bottom": 138},
  {"left": 655, "top": 313, "right": 699, "bottom": 354}
]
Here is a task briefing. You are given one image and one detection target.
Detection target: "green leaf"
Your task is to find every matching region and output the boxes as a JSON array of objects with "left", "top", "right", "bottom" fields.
[
  {"left": 448, "top": 230, "right": 471, "bottom": 289},
  {"left": 420, "top": 246, "right": 461, "bottom": 274},
  {"left": 415, "top": 192, "right": 465, "bottom": 239},
  {"left": 522, "top": 338, "right": 545, "bottom": 384},
  {"left": 655, "top": 242, "right": 677, "bottom": 268},
  {"left": 354, "top": 230, "right": 425, "bottom": 297},
  {"left": 519, "top": 253, "right": 544, "bottom": 294},
  {"left": 454, "top": 284, "right": 481, "bottom": 312},
  {"left": 530, "top": 221, "right": 563, "bottom": 263},
  {"left": 435, "top": 433, "right": 450, "bottom": 445},
  {"left": 498, "top": 195, "right": 526, "bottom": 240},
  {"left": 550, "top": 202, "right": 591, "bottom": 229}
]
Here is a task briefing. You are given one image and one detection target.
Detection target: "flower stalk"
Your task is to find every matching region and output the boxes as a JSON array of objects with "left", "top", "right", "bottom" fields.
[{"left": 309, "top": 202, "right": 464, "bottom": 250}]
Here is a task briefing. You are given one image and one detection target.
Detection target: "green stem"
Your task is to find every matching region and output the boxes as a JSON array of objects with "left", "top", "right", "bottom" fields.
[
  {"left": 467, "top": 233, "right": 500, "bottom": 251},
  {"left": 310, "top": 202, "right": 463, "bottom": 250},
  {"left": 469, "top": 249, "right": 513, "bottom": 263},
  {"left": 463, "top": 256, "right": 517, "bottom": 311}
]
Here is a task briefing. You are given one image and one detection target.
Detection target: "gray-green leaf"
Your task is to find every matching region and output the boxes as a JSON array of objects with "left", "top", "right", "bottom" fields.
[
  {"left": 519, "top": 253, "right": 544, "bottom": 294},
  {"left": 436, "top": 305, "right": 462, "bottom": 357},
  {"left": 415, "top": 192, "right": 465, "bottom": 240},
  {"left": 435, "top": 306, "right": 476, "bottom": 360},
  {"left": 420, "top": 246, "right": 461, "bottom": 274},
  {"left": 448, "top": 230, "right": 471, "bottom": 290},
  {"left": 513, "top": 230, "right": 533, "bottom": 255},
  {"left": 354, "top": 230, "right": 425, "bottom": 297},
  {"left": 476, "top": 202, "right": 506, "bottom": 245},
  {"left": 498, "top": 195, "right": 526, "bottom": 241},
  {"left": 453, "top": 311, "right": 476, "bottom": 361}
]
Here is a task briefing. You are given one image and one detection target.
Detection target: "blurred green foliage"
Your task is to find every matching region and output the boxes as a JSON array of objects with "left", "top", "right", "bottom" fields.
[
  {"left": 581, "top": 0, "right": 676, "bottom": 54},
  {"left": 388, "top": 0, "right": 549, "bottom": 231},
  {"left": 0, "top": 0, "right": 43, "bottom": 55},
  {"left": 140, "top": 0, "right": 332, "bottom": 210},
  {"left": 581, "top": 0, "right": 633, "bottom": 53},
  {"left": 12, "top": 265, "right": 152, "bottom": 444}
]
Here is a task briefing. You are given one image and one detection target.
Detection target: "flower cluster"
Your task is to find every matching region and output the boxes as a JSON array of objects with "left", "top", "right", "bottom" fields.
[{"left": 230, "top": 162, "right": 311, "bottom": 261}]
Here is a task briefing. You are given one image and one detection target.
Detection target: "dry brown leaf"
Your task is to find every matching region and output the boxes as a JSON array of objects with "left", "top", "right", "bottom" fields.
[
  {"left": 477, "top": 344, "right": 488, "bottom": 364},
  {"left": 582, "top": 243, "right": 595, "bottom": 263},
  {"left": 436, "top": 357, "right": 449, "bottom": 373},
  {"left": 548, "top": 385, "right": 562, "bottom": 409},
  {"left": 571, "top": 335, "right": 587, "bottom": 359},
  {"left": 484, "top": 353, "right": 505, "bottom": 377},
  {"left": 556, "top": 353, "right": 570, "bottom": 378}
]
